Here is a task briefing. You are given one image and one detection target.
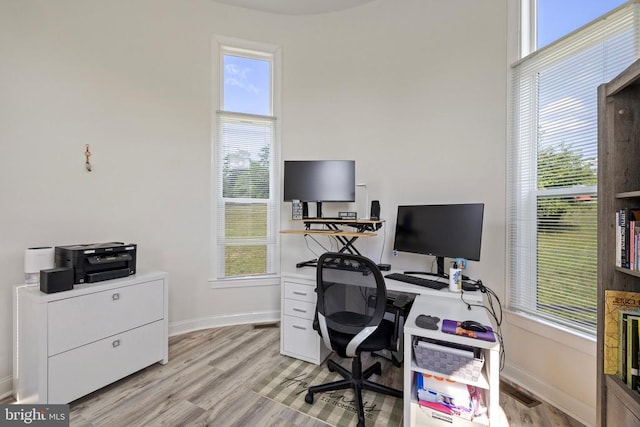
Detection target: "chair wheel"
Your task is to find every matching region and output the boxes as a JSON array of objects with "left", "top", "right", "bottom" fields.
[
  {"left": 305, "top": 392, "right": 314, "bottom": 404},
  {"left": 328, "top": 364, "right": 335, "bottom": 372}
]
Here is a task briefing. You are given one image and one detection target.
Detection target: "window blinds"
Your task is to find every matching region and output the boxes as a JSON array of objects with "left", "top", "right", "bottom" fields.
[
  {"left": 215, "top": 111, "right": 277, "bottom": 278},
  {"left": 508, "top": 3, "right": 640, "bottom": 333}
]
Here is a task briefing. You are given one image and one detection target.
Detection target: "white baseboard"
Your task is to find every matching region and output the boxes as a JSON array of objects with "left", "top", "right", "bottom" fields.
[
  {"left": 501, "top": 362, "right": 595, "bottom": 427},
  {"left": 168, "top": 310, "right": 280, "bottom": 337},
  {"left": 0, "top": 375, "right": 13, "bottom": 401}
]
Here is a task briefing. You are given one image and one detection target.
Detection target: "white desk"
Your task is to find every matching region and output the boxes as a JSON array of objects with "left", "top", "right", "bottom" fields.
[
  {"left": 279, "top": 270, "right": 497, "bottom": 426},
  {"left": 403, "top": 294, "right": 500, "bottom": 426},
  {"left": 383, "top": 271, "right": 483, "bottom": 303},
  {"left": 279, "top": 270, "right": 484, "bottom": 363}
]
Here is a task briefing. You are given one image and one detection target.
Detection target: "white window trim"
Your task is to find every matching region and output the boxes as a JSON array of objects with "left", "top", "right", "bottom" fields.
[
  {"left": 209, "top": 35, "right": 282, "bottom": 287},
  {"left": 520, "top": 0, "right": 536, "bottom": 57}
]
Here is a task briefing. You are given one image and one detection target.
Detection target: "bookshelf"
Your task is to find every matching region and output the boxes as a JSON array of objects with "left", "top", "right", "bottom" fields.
[{"left": 597, "top": 58, "right": 640, "bottom": 427}]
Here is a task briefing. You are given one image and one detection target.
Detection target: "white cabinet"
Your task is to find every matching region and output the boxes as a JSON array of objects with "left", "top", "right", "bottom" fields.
[
  {"left": 403, "top": 295, "right": 500, "bottom": 427},
  {"left": 280, "top": 273, "right": 330, "bottom": 364},
  {"left": 13, "top": 271, "right": 169, "bottom": 404}
]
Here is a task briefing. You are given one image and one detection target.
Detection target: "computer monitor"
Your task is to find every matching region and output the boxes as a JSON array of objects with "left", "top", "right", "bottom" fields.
[
  {"left": 283, "top": 160, "right": 355, "bottom": 218},
  {"left": 393, "top": 203, "right": 484, "bottom": 277}
]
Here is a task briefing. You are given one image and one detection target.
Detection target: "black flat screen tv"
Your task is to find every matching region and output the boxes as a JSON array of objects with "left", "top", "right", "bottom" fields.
[
  {"left": 393, "top": 203, "right": 484, "bottom": 276},
  {"left": 283, "top": 160, "right": 355, "bottom": 203}
]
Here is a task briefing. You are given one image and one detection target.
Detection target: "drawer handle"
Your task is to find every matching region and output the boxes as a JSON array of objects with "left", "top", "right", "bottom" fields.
[
  {"left": 292, "top": 325, "right": 307, "bottom": 331},
  {"left": 112, "top": 339, "right": 121, "bottom": 348},
  {"left": 112, "top": 293, "right": 120, "bottom": 301},
  {"left": 292, "top": 291, "right": 307, "bottom": 296},
  {"left": 293, "top": 308, "right": 307, "bottom": 313}
]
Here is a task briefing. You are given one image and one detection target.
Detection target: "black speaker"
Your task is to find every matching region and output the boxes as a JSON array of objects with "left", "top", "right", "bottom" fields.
[
  {"left": 370, "top": 200, "right": 380, "bottom": 220},
  {"left": 302, "top": 202, "right": 309, "bottom": 219},
  {"left": 40, "top": 267, "right": 73, "bottom": 294}
]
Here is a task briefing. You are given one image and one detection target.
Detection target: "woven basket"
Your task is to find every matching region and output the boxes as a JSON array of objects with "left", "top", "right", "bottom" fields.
[{"left": 413, "top": 341, "right": 484, "bottom": 382}]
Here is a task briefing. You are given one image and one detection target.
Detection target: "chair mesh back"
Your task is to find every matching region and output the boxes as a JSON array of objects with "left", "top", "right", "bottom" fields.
[{"left": 317, "top": 253, "right": 387, "bottom": 335}]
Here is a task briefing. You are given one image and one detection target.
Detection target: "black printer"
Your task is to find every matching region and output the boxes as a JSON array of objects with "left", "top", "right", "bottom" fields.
[{"left": 55, "top": 242, "right": 137, "bottom": 284}]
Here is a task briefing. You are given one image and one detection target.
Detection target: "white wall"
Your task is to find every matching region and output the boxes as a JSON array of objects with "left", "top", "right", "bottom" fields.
[{"left": 0, "top": 0, "right": 595, "bottom": 425}]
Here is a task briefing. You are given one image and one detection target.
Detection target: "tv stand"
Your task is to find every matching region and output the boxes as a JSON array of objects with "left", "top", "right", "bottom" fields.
[
  {"left": 302, "top": 201, "right": 324, "bottom": 219},
  {"left": 435, "top": 256, "right": 446, "bottom": 277},
  {"left": 403, "top": 256, "right": 447, "bottom": 278}
]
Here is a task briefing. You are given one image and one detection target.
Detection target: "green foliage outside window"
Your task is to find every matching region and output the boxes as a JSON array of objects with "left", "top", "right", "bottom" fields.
[{"left": 536, "top": 144, "right": 597, "bottom": 329}]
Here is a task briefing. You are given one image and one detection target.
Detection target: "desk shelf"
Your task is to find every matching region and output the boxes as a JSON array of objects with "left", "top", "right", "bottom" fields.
[
  {"left": 403, "top": 295, "right": 500, "bottom": 427},
  {"left": 281, "top": 219, "right": 384, "bottom": 268},
  {"left": 280, "top": 229, "right": 377, "bottom": 238},
  {"left": 409, "top": 356, "right": 490, "bottom": 390}
]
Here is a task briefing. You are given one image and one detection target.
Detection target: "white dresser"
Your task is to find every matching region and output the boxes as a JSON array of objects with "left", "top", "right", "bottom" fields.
[
  {"left": 280, "top": 273, "right": 330, "bottom": 364},
  {"left": 13, "top": 271, "right": 169, "bottom": 404}
]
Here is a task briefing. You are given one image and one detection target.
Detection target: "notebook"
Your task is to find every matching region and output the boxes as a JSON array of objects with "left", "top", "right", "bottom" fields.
[{"left": 442, "top": 319, "right": 496, "bottom": 342}]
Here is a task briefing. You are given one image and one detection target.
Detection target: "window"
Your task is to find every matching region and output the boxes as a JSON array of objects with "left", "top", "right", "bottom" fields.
[
  {"left": 509, "top": 2, "right": 640, "bottom": 333},
  {"left": 213, "top": 39, "right": 280, "bottom": 281},
  {"left": 522, "top": 0, "right": 627, "bottom": 54}
]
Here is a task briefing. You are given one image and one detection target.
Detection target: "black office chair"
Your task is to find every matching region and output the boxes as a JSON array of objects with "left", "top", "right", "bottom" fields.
[{"left": 304, "top": 252, "right": 402, "bottom": 427}]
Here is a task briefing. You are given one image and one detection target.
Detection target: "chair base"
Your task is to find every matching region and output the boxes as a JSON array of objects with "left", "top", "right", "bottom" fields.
[{"left": 305, "top": 356, "right": 402, "bottom": 427}]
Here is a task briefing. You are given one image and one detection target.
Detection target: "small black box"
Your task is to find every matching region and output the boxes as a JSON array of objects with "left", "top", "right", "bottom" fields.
[
  {"left": 378, "top": 263, "right": 391, "bottom": 271},
  {"left": 338, "top": 211, "right": 357, "bottom": 220},
  {"left": 40, "top": 267, "right": 74, "bottom": 294}
]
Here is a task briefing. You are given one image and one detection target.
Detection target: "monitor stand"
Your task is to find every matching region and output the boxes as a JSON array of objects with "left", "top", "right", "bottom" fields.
[
  {"left": 435, "top": 256, "right": 445, "bottom": 277},
  {"left": 302, "top": 201, "right": 323, "bottom": 219},
  {"left": 404, "top": 256, "right": 447, "bottom": 278}
]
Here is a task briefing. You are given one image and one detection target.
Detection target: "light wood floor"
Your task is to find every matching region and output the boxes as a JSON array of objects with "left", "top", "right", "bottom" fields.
[{"left": 3, "top": 324, "right": 586, "bottom": 426}]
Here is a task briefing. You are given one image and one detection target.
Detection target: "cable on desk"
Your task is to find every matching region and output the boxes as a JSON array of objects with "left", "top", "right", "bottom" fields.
[
  {"left": 302, "top": 226, "right": 346, "bottom": 260},
  {"left": 459, "top": 279, "right": 505, "bottom": 371}
]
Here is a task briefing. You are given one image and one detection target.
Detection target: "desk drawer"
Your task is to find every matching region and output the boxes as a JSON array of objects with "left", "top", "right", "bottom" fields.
[
  {"left": 282, "top": 316, "right": 318, "bottom": 359},
  {"left": 48, "top": 320, "right": 164, "bottom": 404},
  {"left": 48, "top": 280, "right": 164, "bottom": 356},
  {"left": 284, "top": 299, "right": 315, "bottom": 320},
  {"left": 283, "top": 281, "right": 316, "bottom": 303}
]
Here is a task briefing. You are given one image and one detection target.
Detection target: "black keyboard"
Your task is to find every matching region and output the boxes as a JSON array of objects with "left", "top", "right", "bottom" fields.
[{"left": 384, "top": 273, "right": 449, "bottom": 290}]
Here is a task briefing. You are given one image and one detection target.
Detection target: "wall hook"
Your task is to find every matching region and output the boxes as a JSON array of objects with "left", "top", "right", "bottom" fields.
[{"left": 85, "top": 144, "right": 92, "bottom": 172}]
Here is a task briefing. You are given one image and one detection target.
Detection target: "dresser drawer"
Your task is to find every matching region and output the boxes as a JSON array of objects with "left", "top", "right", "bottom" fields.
[
  {"left": 48, "top": 320, "right": 164, "bottom": 404},
  {"left": 282, "top": 316, "right": 318, "bottom": 360},
  {"left": 48, "top": 279, "right": 164, "bottom": 356},
  {"left": 284, "top": 299, "right": 315, "bottom": 320},
  {"left": 283, "top": 281, "right": 316, "bottom": 303}
]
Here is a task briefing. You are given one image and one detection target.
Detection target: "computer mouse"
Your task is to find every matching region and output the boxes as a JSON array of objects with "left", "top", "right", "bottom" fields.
[{"left": 460, "top": 320, "right": 487, "bottom": 333}]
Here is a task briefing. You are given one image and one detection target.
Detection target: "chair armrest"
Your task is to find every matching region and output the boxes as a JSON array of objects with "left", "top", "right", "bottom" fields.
[{"left": 389, "top": 293, "right": 413, "bottom": 347}]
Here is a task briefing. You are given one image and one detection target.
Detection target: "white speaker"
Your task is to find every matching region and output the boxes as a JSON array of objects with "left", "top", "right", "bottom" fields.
[{"left": 24, "top": 247, "right": 55, "bottom": 284}]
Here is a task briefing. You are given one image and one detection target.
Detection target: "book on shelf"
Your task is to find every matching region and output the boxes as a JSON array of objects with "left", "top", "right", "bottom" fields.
[
  {"left": 604, "top": 290, "right": 640, "bottom": 375},
  {"left": 633, "top": 222, "right": 640, "bottom": 271},
  {"left": 619, "top": 311, "right": 640, "bottom": 383},
  {"left": 617, "top": 210, "right": 622, "bottom": 268},
  {"left": 629, "top": 218, "right": 640, "bottom": 271},
  {"left": 628, "top": 315, "right": 640, "bottom": 389},
  {"left": 616, "top": 208, "right": 640, "bottom": 269},
  {"left": 631, "top": 220, "right": 636, "bottom": 271}
]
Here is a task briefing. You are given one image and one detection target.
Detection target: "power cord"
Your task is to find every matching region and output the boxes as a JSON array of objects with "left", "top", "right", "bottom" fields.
[
  {"left": 303, "top": 234, "right": 331, "bottom": 259},
  {"left": 378, "top": 225, "right": 387, "bottom": 264},
  {"left": 460, "top": 279, "right": 505, "bottom": 371}
]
